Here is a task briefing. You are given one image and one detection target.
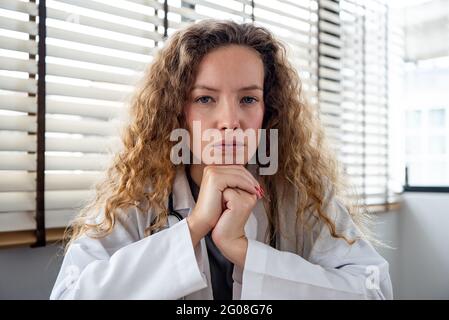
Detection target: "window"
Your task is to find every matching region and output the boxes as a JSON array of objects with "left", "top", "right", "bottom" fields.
[
  {"left": 406, "top": 110, "right": 422, "bottom": 128},
  {"left": 403, "top": 60, "right": 449, "bottom": 188},
  {"left": 429, "top": 108, "right": 445, "bottom": 127},
  {"left": 398, "top": 0, "right": 449, "bottom": 191},
  {"left": 0, "top": 0, "right": 398, "bottom": 247}
]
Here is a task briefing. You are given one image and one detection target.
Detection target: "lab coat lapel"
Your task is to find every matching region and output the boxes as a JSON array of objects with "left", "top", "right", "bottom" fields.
[
  {"left": 170, "top": 166, "right": 213, "bottom": 299},
  {"left": 171, "top": 166, "right": 195, "bottom": 217}
]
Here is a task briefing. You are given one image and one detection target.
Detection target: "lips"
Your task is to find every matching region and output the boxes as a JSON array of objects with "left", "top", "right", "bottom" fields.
[{"left": 213, "top": 141, "right": 245, "bottom": 147}]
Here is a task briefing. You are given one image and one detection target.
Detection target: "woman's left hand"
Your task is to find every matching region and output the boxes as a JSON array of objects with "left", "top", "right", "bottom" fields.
[{"left": 211, "top": 187, "right": 260, "bottom": 269}]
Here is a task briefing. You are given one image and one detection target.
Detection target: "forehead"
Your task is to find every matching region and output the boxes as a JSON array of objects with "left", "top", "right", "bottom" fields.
[{"left": 193, "top": 45, "right": 264, "bottom": 88}]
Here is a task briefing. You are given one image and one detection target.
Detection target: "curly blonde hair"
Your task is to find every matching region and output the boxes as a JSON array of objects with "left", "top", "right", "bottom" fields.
[{"left": 65, "top": 19, "right": 372, "bottom": 250}]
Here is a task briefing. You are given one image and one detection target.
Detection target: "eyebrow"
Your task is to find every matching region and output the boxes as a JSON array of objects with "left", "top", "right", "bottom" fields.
[{"left": 192, "top": 84, "right": 263, "bottom": 91}]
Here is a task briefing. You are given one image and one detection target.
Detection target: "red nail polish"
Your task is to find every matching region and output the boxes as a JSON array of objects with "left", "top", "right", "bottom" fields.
[{"left": 255, "top": 186, "right": 262, "bottom": 199}]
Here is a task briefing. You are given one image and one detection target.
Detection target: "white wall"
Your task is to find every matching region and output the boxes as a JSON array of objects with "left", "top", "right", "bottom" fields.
[
  {"left": 0, "top": 242, "right": 63, "bottom": 299},
  {"left": 395, "top": 192, "right": 449, "bottom": 299},
  {"left": 373, "top": 192, "right": 449, "bottom": 299},
  {"left": 372, "top": 209, "right": 401, "bottom": 296}
]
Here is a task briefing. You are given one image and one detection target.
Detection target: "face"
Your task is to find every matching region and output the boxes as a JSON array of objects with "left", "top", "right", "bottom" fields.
[{"left": 184, "top": 44, "right": 265, "bottom": 165}]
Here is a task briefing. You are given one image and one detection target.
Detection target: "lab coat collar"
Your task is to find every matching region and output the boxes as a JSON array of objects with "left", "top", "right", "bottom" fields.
[{"left": 172, "top": 165, "right": 196, "bottom": 213}]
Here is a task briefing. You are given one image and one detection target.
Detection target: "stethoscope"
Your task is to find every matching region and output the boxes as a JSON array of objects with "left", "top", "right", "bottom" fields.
[
  {"left": 149, "top": 192, "right": 183, "bottom": 234},
  {"left": 168, "top": 192, "right": 184, "bottom": 222}
]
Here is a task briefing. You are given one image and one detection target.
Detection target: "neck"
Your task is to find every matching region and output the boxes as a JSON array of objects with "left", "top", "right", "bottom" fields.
[{"left": 188, "top": 164, "right": 204, "bottom": 188}]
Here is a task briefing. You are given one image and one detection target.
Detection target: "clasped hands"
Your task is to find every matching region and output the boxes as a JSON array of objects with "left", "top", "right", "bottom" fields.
[{"left": 186, "top": 165, "right": 263, "bottom": 269}]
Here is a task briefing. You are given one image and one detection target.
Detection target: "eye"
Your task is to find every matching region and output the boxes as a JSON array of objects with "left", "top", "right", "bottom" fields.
[
  {"left": 241, "top": 96, "right": 258, "bottom": 104},
  {"left": 195, "top": 96, "right": 214, "bottom": 104}
]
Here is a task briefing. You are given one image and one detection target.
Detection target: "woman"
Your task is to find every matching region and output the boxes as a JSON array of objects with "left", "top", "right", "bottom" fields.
[{"left": 50, "top": 20, "right": 393, "bottom": 300}]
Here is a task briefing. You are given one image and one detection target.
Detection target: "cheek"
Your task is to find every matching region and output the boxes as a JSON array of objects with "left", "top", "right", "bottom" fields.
[
  {"left": 184, "top": 105, "right": 210, "bottom": 158},
  {"left": 244, "top": 104, "right": 265, "bottom": 129},
  {"left": 243, "top": 105, "right": 264, "bottom": 156},
  {"left": 184, "top": 104, "right": 194, "bottom": 129},
  {"left": 184, "top": 104, "right": 211, "bottom": 129}
]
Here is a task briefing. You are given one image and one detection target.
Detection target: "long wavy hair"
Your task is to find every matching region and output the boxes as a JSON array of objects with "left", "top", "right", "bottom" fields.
[{"left": 65, "top": 19, "right": 373, "bottom": 250}]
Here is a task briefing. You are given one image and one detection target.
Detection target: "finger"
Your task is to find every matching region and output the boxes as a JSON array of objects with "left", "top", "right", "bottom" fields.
[
  {"left": 214, "top": 165, "right": 260, "bottom": 188},
  {"left": 221, "top": 172, "right": 260, "bottom": 197},
  {"left": 222, "top": 188, "right": 257, "bottom": 217},
  {"left": 222, "top": 188, "right": 239, "bottom": 210},
  {"left": 205, "top": 165, "right": 259, "bottom": 196},
  {"left": 223, "top": 188, "right": 257, "bottom": 205},
  {"left": 234, "top": 188, "right": 258, "bottom": 204},
  {"left": 221, "top": 166, "right": 262, "bottom": 199},
  {"left": 204, "top": 166, "right": 262, "bottom": 198},
  {"left": 207, "top": 165, "right": 258, "bottom": 186}
]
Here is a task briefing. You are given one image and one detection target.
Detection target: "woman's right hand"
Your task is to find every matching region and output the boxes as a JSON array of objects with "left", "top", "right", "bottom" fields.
[{"left": 186, "top": 165, "right": 261, "bottom": 247}]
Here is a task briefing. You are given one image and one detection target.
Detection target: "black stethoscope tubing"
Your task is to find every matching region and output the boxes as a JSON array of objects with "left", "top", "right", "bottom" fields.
[{"left": 168, "top": 192, "right": 184, "bottom": 221}]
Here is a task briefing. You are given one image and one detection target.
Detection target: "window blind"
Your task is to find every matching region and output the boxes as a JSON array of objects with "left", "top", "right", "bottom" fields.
[
  {"left": 252, "top": 0, "right": 319, "bottom": 106},
  {"left": 0, "top": 0, "right": 164, "bottom": 244},
  {"left": 317, "top": 0, "right": 342, "bottom": 156},
  {"left": 0, "top": 0, "right": 398, "bottom": 246},
  {"left": 339, "top": 0, "right": 392, "bottom": 206},
  {"left": 43, "top": 0, "right": 163, "bottom": 233},
  {"left": 169, "top": 0, "right": 319, "bottom": 104},
  {"left": 0, "top": 0, "right": 39, "bottom": 233}
]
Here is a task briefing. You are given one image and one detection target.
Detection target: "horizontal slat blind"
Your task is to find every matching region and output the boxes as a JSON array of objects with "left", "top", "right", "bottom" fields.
[
  {"left": 0, "top": 0, "right": 163, "bottom": 234},
  {"left": 0, "top": 0, "right": 38, "bottom": 232},
  {"left": 317, "top": 0, "right": 342, "bottom": 151},
  {"left": 339, "top": 0, "right": 391, "bottom": 206},
  {"left": 167, "top": 0, "right": 318, "bottom": 104},
  {"left": 0, "top": 0, "right": 399, "bottom": 243},
  {"left": 387, "top": 6, "right": 405, "bottom": 194},
  {"left": 42, "top": 0, "right": 164, "bottom": 229},
  {"left": 166, "top": 0, "right": 250, "bottom": 33},
  {"left": 253, "top": 0, "right": 319, "bottom": 106}
]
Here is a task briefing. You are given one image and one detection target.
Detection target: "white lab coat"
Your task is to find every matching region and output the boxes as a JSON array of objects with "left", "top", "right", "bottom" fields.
[{"left": 50, "top": 165, "right": 393, "bottom": 300}]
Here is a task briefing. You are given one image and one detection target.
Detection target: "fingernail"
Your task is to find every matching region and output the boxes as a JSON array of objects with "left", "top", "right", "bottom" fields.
[{"left": 255, "top": 186, "right": 262, "bottom": 199}]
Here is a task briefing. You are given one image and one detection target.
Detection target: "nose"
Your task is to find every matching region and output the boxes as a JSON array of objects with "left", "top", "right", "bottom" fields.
[{"left": 217, "top": 97, "right": 240, "bottom": 130}]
